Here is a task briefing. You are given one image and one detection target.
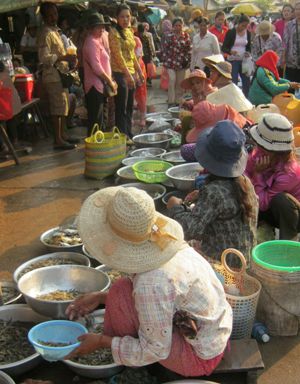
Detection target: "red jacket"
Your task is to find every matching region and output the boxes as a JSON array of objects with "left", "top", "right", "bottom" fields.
[{"left": 209, "top": 25, "right": 228, "bottom": 44}]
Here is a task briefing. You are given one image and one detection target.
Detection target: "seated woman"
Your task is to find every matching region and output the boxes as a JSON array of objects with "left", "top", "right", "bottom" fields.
[
  {"left": 168, "top": 120, "right": 258, "bottom": 264},
  {"left": 246, "top": 113, "right": 300, "bottom": 240},
  {"left": 66, "top": 186, "right": 232, "bottom": 377},
  {"left": 248, "top": 50, "right": 299, "bottom": 106},
  {"left": 208, "top": 61, "right": 232, "bottom": 88}
]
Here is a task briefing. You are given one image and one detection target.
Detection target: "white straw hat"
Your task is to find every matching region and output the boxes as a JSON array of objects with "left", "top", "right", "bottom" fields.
[
  {"left": 250, "top": 113, "right": 294, "bottom": 151},
  {"left": 207, "top": 83, "right": 253, "bottom": 112},
  {"left": 202, "top": 54, "right": 225, "bottom": 66},
  {"left": 78, "top": 187, "right": 186, "bottom": 274},
  {"left": 256, "top": 20, "right": 275, "bottom": 36}
]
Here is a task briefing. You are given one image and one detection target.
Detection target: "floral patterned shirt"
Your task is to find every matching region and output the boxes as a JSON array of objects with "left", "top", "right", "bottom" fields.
[
  {"left": 162, "top": 31, "right": 191, "bottom": 70},
  {"left": 111, "top": 247, "right": 232, "bottom": 366},
  {"left": 251, "top": 32, "right": 284, "bottom": 62},
  {"left": 283, "top": 19, "right": 300, "bottom": 68},
  {"left": 168, "top": 178, "right": 258, "bottom": 264}
]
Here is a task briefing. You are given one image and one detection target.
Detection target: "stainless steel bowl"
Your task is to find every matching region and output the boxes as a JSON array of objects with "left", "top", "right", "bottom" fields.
[
  {"left": 130, "top": 147, "right": 167, "bottom": 158},
  {"left": 13, "top": 252, "right": 91, "bottom": 284},
  {"left": 40, "top": 227, "right": 83, "bottom": 252},
  {"left": 122, "top": 182, "right": 166, "bottom": 202},
  {"left": 121, "top": 156, "right": 156, "bottom": 166},
  {"left": 161, "top": 150, "right": 186, "bottom": 164},
  {"left": 0, "top": 304, "right": 49, "bottom": 376},
  {"left": 167, "top": 106, "right": 180, "bottom": 118},
  {"left": 0, "top": 371, "right": 16, "bottom": 384},
  {"left": 0, "top": 281, "right": 23, "bottom": 305},
  {"left": 116, "top": 166, "right": 137, "bottom": 182},
  {"left": 166, "top": 163, "right": 203, "bottom": 191},
  {"left": 132, "top": 133, "right": 173, "bottom": 149},
  {"left": 63, "top": 309, "right": 123, "bottom": 378},
  {"left": 18, "top": 266, "right": 110, "bottom": 319},
  {"left": 145, "top": 112, "right": 173, "bottom": 124}
]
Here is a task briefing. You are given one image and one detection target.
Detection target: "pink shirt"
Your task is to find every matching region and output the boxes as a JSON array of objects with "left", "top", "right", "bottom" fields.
[
  {"left": 83, "top": 34, "right": 111, "bottom": 94},
  {"left": 246, "top": 147, "right": 300, "bottom": 211},
  {"left": 274, "top": 19, "right": 286, "bottom": 39}
]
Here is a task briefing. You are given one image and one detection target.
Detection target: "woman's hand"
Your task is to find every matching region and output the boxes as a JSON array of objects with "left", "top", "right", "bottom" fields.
[
  {"left": 254, "top": 155, "right": 271, "bottom": 173},
  {"left": 65, "top": 291, "right": 106, "bottom": 320},
  {"left": 109, "top": 79, "right": 118, "bottom": 92},
  {"left": 290, "top": 82, "right": 300, "bottom": 89},
  {"left": 167, "top": 196, "right": 183, "bottom": 209},
  {"left": 184, "top": 190, "right": 199, "bottom": 204},
  {"left": 64, "top": 333, "right": 101, "bottom": 360}
]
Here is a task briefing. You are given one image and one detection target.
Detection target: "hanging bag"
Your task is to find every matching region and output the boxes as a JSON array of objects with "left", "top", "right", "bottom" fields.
[
  {"left": 0, "top": 81, "right": 13, "bottom": 121},
  {"left": 147, "top": 62, "right": 157, "bottom": 79},
  {"left": 84, "top": 125, "right": 127, "bottom": 180}
]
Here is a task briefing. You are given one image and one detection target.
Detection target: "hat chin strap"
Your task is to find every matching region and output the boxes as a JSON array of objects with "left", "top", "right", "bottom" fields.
[{"left": 107, "top": 214, "right": 177, "bottom": 250}]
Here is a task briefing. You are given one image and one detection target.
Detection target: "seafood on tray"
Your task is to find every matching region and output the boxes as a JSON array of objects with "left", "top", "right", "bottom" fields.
[{"left": 44, "top": 228, "right": 82, "bottom": 247}]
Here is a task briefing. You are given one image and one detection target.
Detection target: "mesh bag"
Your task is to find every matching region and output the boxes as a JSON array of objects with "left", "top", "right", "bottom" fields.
[{"left": 213, "top": 248, "right": 261, "bottom": 339}]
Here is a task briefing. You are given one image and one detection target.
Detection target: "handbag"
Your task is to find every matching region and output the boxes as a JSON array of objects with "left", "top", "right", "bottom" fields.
[
  {"left": 84, "top": 125, "right": 127, "bottom": 180},
  {"left": 0, "top": 81, "right": 13, "bottom": 121}
]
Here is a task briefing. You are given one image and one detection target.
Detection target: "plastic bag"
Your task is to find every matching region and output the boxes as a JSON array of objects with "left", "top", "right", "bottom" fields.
[
  {"left": 160, "top": 66, "right": 169, "bottom": 91},
  {"left": 242, "top": 55, "right": 254, "bottom": 77}
]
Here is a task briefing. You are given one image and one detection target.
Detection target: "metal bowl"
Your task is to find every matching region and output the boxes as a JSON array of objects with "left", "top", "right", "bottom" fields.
[
  {"left": 0, "top": 304, "right": 49, "bottom": 376},
  {"left": 63, "top": 309, "right": 123, "bottom": 378},
  {"left": 122, "top": 182, "right": 166, "bottom": 208},
  {"left": 17, "top": 265, "right": 110, "bottom": 319},
  {"left": 161, "top": 150, "right": 186, "bottom": 164},
  {"left": 0, "top": 280, "right": 23, "bottom": 305},
  {"left": 122, "top": 156, "right": 156, "bottom": 166},
  {"left": 162, "top": 190, "right": 187, "bottom": 205},
  {"left": 116, "top": 166, "right": 136, "bottom": 182},
  {"left": 130, "top": 147, "right": 167, "bottom": 158},
  {"left": 165, "top": 163, "right": 203, "bottom": 191},
  {"left": 132, "top": 133, "right": 173, "bottom": 149},
  {"left": 13, "top": 252, "right": 91, "bottom": 284},
  {"left": 0, "top": 371, "right": 16, "bottom": 384},
  {"left": 145, "top": 112, "right": 173, "bottom": 124},
  {"left": 167, "top": 106, "right": 180, "bottom": 118},
  {"left": 40, "top": 227, "right": 83, "bottom": 252}
]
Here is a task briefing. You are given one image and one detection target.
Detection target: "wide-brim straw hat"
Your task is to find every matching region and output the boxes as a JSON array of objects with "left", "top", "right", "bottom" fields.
[
  {"left": 189, "top": 8, "right": 203, "bottom": 23},
  {"left": 195, "top": 120, "right": 248, "bottom": 178},
  {"left": 88, "top": 13, "right": 110, "bottom": 27},
  {"left": 202, "top": 54, "right": 225, "bottom": 66},
  {"left": 181, "top": 69, "right": 211, "bottom": 89},
  {"left": 250, "top": 113, "right": 294, "bottom": 151},
  {"left": 207, "top": 83, "right": 253, "bottom": 112},
  {"left": 256, "top": 20, "right": 275, "bottom": 36},
  {"left": 78, "top": 187, "right": 186, "bottom": 274},
  {"left": 209, "top": 61, "right": 232, "bottom": 79}
]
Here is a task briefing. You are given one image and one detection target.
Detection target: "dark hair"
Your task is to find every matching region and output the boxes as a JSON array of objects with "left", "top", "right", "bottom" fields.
[
  {"left": 205, "top": 175, "right": 256, "bottom": 223},
  {"left": 115, "top": 3, "right": 132, "bottom": 40},
  {"left": 197, "top": 16, "right": 209, "bottom": 25},
  {"left": 282, "top": 3, "right": 294, "bottom": 12},
  {"left": 237, "top": 13, "right": 250, "bottom": 24},
  {"left": 137, "top": 23, "right": 145, "bottom": 34},
  {"left": 40, "top": 2, "right": 58, "bottom": 19},
  {"left": 215, "top": 11, "right": 226, "bottom": 19},
  {"left": 172, "top": 17, "right": 184, "bottom": 26}
]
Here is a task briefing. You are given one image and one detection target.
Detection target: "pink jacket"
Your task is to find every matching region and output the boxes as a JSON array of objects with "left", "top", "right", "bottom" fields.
[
  {"left": 246, "top": 147, "right": 300, "bottom": 211},
  {"left": 83, "top": 34, "right": 111, "bottom": 94}
]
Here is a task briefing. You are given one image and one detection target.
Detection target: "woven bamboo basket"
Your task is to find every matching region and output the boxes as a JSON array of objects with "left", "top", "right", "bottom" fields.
[{"left": 213, "top": 249, "right": 262, "bottom": 339}]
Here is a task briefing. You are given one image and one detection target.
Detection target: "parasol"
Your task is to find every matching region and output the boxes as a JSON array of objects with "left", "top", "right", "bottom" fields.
[{"left": 231, "top": 3, "right": 262, "bottom": 16}]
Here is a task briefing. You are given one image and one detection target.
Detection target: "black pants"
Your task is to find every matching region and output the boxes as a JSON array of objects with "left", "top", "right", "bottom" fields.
[
  {"left": 259, "top": 193, "right": 300, "bottom": 240},
  {"left": 285, "top": 67, "right": 300, "bottom": 83},
  {"left": 113, "top": 72, "right": 134, "bottom": 138},
  {"left": 86, "top": 86, "right": 105, "bottom": 137}
]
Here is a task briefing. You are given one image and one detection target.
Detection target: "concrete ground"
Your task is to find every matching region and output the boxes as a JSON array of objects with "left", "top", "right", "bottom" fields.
[{"left": 0, "top": 80, "right": 300, "bottom": 384}]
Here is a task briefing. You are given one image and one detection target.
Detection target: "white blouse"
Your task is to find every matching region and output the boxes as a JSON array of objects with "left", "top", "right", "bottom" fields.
[{"left": 191, "top": 31, "right": 220, "bottom": 70}]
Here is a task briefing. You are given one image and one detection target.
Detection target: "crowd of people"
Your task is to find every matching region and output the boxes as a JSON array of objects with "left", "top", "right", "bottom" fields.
[{"left": 1, "top": 1, "right": 300, "bottom": 379}]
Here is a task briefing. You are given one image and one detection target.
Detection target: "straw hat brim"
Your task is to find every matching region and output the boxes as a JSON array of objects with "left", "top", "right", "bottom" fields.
[
  {"left": 249, "top": 124, "right": 293, "bottom": 151},
  {"left": 78, "top": 187, "right": 185, "bottom": 274},
  {"left": 202, "top": 54, "right": 225, "bottom": 66},
  {"left": 256, "top": 24, "right": 275, "bottom": 36},
  {"left": 209, "top": 63, "right": 232, "bottom": 79},
  {"left": 195, "top": 128, "right": 248, "bottom": 178},
  {"left": 181, "top": 75, "right": 211, "bottom": 90}
]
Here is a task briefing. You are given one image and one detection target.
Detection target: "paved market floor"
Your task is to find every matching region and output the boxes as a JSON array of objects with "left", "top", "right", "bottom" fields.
[{"left": 0, "top": 80, "right": 300, "bottom": 384}]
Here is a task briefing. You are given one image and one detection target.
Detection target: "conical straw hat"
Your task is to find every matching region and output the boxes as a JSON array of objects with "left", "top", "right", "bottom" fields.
[{"left": 207, "top": 83, "right": 253, "bottom": 112}]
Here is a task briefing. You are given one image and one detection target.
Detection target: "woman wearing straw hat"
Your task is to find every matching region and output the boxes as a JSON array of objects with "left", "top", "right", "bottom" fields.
[
  {"left": 65, "top": 187, "right": 232, "bottom": 376},
  {"left": 248, "top": 50, "right": 300, "bottom": 106},
  {"left": 251, "top": 20, "right": 284, "bottom": 62},
  {"left": 246, "top": 113, "right": 300, "bottom": 240},
  {"left": 168, "top": 120, "right": 258, "bottom": 263}
]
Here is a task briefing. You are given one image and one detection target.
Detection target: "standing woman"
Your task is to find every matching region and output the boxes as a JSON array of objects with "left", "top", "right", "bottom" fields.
[
  {"left": 83, "top": 13, "right": 117, "bottom": 136},
  {"left": 222, "top": 14, "right": 251, "bottom": 97},
  {"left": 209, "top": 11, "right": 228, "bottom": 47},
  {"left": 283, "top": 1, "right": 300, "bottom": 83},
  {"left": 274, "top": 3, "right": 294, "bottom": 39},
  {"left": 190, "top": 17, "right": 220, "bottom": 72},
  {"left": 162, "top": 17, "right": 191, "bottom": 107},
  {"left": 109, "top": 4, "right": 144, "bottom": 139}
]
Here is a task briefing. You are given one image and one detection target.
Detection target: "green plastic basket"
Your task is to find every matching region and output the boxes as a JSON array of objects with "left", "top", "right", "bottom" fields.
[
  {"left": 132, "top": 160, "right": 173, "bottom": 184},
  {"left": 252, "top": 240, "right": 300, "bottom": 272}
]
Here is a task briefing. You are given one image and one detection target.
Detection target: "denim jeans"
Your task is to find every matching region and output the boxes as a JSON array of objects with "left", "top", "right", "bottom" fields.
[
  {"left": 230, "top": 60, "right": 250, "bottom": 97},
  {"left": 113, "top": 72, "right": 135, "bottom": 138}
]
